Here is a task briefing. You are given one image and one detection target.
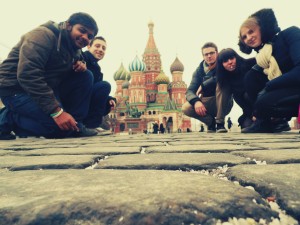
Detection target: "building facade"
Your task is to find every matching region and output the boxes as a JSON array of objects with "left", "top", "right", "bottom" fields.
[{"left": 109, "top": 21, "right": 191, "bottom": 133}]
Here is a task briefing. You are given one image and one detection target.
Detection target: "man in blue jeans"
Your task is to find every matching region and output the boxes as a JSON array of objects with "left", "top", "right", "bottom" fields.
[
  {"left": 82, "top": 36, "right": 116, "bottom": 129},
  {"left": 0, "top": 12, "right": 99, "bottom": 140}
]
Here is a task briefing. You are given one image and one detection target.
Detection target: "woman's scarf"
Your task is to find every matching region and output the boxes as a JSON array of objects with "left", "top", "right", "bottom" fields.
[{"left": 256, "top": 43, "right": 282, "bottom": 80}]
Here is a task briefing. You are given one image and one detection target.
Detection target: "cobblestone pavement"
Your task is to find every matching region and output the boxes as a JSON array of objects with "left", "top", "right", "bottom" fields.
[{"left": 0, "top": 131, "right": 300, "bottom": 225}]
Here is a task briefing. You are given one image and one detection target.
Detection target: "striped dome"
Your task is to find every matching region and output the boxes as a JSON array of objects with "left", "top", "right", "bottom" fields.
[
  {"left": 170, "top": 57, "right": 184, "bottom": 73},
  {"left": 155, "top": 70, "right": 170, "bottom": 85},
  {"left": 114, "top": 63, "right": 129, "bottom": 81},
  {"left": 129, "top": 55, "right": 146, "bottom": 72}
]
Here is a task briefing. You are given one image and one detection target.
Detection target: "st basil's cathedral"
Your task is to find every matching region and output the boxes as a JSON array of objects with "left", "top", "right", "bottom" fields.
[{"left": 109, "top": 21, "right": 191, "bottom": 133}]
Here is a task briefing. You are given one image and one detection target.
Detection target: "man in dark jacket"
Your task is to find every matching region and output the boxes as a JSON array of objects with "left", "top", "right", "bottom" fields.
[
  {"left": 182, "top": 42, "right": 233, "bottom": 132},
  {"left": 0, "top": 12, "right": 99, "bottom": 140},
  {"left": 82, "top": 36, "right": 116, "bottom": 129}
]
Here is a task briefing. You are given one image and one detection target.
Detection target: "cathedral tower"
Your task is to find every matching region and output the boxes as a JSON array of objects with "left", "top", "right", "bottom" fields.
[
  {"left": 168, "top": 57, "right": 187, "bottom": 108},
  {"left": 143, "top": 21, "right": 161, "bottom": 103},
  {"left": 128, "top": 55, "right": 147, "bottom": 111}
]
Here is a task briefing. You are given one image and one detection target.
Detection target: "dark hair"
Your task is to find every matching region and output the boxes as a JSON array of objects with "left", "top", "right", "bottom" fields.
[
  {"left": 238, "top": 8, "right": 280, "bottom": 54},
  {"left": 201, "top": 42, "right": 218, "bottom": 54},
  {"left": 216, "top": 48, "right": 242, "bottom": 87},
  {"left": 67, "top": 12, "right": 98, "bottom": 36},
  {"left": 90, "top": 36, "right": 106, "bottom": 46}
]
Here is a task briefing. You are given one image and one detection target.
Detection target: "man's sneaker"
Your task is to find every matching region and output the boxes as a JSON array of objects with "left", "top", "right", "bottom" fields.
[
  {"left": 216, "top": 123, "right": 228, "bottom": 133},
  {"left": 241, "top": 119, "right": 272, "bottom": 133},
  {"left": 0, "top": 131, "right": 16, "bottom": 140},
  {"left": 272, "top": 120, "right": 291, "bottom": 133},
  {"left": 207, "top": 120, "right": 216, "bottom": 133},
  {"left": 72, "top": 126, "right": 98, "bottom": 138}
]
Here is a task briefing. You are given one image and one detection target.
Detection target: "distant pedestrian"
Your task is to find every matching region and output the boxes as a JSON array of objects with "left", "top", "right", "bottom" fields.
[
  {"left": 152, "top": 121, "right": 159, "bottom": 134},
  {"left": 227, "top": 117, "right": 233, "bottom": 131},
  {"left": 199, "top": 124, "right": 204, "bottom": 132},
  {"left": 159, "top": 123, "right": 165, "bottom": 134}
]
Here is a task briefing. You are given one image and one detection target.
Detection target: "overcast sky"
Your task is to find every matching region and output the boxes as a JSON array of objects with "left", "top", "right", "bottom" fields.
[{"left": 1, "top": 0, "right": 299, "bottom": 124}]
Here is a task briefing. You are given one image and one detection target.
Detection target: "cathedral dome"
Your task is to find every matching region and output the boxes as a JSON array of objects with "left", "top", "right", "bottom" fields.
[
  {"left": 129, "top": 55, "right": 146, "bottom": 72},
  {"left": 170, "top": 57, "right": 184, "bottom": 73},
  {"left": 114, "top": 63, "right": 128, "bottom": 81},
  {"left": 168, "top": 81, "right": 187, "bottom": 89},
  {"left": 122, "top": 80, "right": 130, "bottom": 89},
  {"left": 155, "top": 70, "right": 170, "bottom": 85}
]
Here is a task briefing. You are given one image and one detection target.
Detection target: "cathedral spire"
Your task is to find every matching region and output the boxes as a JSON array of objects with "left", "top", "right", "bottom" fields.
[{"left": 144, "top": 21, "right": 159, "bottom": 54}]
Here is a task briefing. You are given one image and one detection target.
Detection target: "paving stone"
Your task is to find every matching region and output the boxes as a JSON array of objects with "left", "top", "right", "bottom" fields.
[
  {"left": 85, "top": 141, "right": 166, "bottom": 147},
  {"left": 6, "top": 146, "right": 140, "bottom": 156},
  {"left": 0, "top": 132, "right": 299, "bottom": 224},
  {"left": 95, "top": 153, "right": 251, "bottom": 170},
  {"left": 227, "top": 164, "right": 300, "bottom": 221},
  {"left": 232, "top": 149, "right": 300, "bottom": 164},
  {"left": 146, "top": 144, "right": 261, "bottom": 153},
  {"left": 0, "top": 170, "right": 277, "bottom": 224},
  {"left": 248, "top": 142, "right": 300, "bottom": 150},
  {"left": 168, "top": 140, "right": 246, "bottom": 145},
  {"left": 0, "top": 155, "right": 102, "bottom": 171}
]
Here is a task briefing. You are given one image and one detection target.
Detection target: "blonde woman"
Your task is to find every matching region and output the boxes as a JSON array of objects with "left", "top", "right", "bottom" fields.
[{"left": 239, "top": 8, "right": 300, "bottom": 133}]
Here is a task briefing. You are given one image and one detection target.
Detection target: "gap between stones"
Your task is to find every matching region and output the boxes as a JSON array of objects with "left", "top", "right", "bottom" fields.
[{"left": 86, "top": 146, "right": 298, "bottom": 224}]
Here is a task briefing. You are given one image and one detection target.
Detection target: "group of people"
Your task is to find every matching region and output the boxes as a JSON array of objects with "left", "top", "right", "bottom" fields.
[
  {"left": 0, "top": 8, "right": 299, "bottom": 140},
  {"left": 0, "top": 12, "right": 116, "bottom": 140},
  {"left": 183, "top": 8, "right": 300, "bottom": 133}
]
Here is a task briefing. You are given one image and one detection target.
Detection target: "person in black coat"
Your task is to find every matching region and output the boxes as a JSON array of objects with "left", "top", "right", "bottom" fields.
[
  {"left": 216, "top": 48, "right": 256, "bottom": 130},
  {"left": 239, "top": 8, "right": 300, "bottom": 133},
  {"left": 82, "top": 36, "right": 116, "bottom": 129}
]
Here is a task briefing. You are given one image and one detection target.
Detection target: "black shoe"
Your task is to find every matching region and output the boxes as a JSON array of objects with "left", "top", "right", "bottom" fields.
[
  {"left": 0, "top": 131, "right": 16, "bottom": 140},
  {"left": 238, "top": 115, "right": 253, "bottom": 129},
  {"left": 207, "top": 120, "right": 216, "bottom": 133},
  {"left": 241, "top": 119, "right": 272, "bottom": 133},
  {"left": 272, "top": 120, "right": 291, "bottom": 133},
  {"left": 72, "top": 126, "right": 98, "bottom": 138},
  {"left": 216, "top": 123, "right": 228, "bottom": 133}
]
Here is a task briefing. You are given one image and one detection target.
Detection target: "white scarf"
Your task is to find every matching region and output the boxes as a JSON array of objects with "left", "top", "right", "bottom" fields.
[{"left": 256, "top": 43, "right": 282, "bottom": 80}]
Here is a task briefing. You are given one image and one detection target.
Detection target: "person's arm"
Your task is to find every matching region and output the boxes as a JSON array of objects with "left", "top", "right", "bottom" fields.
[
  {"left": 17, "top": 27, "right": 61, "bottom": 114},
  {"left": 201, "top": 76, "right": 216, "bottom": 96},
  {"left": 186, "top": 64, "right": 203, "bottom": 106}
]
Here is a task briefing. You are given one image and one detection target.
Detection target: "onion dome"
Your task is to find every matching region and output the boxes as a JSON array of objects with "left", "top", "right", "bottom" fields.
[
  {"left": 114, "top": 63, "right": 128, "bottom": 81},
  {"left": 126, "top": 73, "right": 131, "bottom": 81},
  {"left": 122, "top": 80, "right": 130, "bottom": 89},
  {"left": 129, "top": 55, "right": 146, "bottom": 72},
  {"left": 170, "top": 57, "right": 184, "bottom": 73},
  {"left": 168, "top": 81, "right": 187, "bottom": 90},
  {"left": 155, "top": 70, "right": 170, "bottom": 85}
]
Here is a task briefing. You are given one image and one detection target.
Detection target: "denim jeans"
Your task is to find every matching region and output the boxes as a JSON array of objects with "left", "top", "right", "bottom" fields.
[
  {"left": 83, "top": 81, "right": 111, "bottom": 128},
  {"left": 0, "top": 70, "right": 94, "bottom": 138}
]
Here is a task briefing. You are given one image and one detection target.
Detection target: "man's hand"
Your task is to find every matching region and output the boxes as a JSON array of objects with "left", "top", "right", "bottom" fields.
[
  {"left": 109, "top": 99, "right": 116, "bottom": 110},
  {"left": 73, "top": 61, "right": 87, "bottom": 73},
  {"left": 194, "top": 101, "right": 207, "bottom": 116},
  {"left": 196, "top": 85, "right": 202, "bottom": 96},
  {"left": 53, "top": 111, "right": 79, "bottom": 131}
]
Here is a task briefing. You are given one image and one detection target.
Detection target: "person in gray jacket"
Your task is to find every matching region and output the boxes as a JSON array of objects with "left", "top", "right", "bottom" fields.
[
  {"left": 0, "top": 12, "right": 99, "bottom": 140},
  {"left": 182, "top": 42, "right": 233, "bottom": 132}
]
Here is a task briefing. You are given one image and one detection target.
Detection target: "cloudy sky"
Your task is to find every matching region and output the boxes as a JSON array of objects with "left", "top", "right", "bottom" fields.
[{"left": 1, "top": 0, "right": 299, "bottom": 124}]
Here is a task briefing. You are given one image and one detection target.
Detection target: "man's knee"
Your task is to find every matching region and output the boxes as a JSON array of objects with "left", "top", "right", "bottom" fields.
[
  {"left": 182, "top": 102, "right": 193, "bottom": 116},
  {"left": 94, "top": 81, "right": 111, "bottom": 94},
  {"left": 71, "top": 70, "right": 94, "bottom": 87}
]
